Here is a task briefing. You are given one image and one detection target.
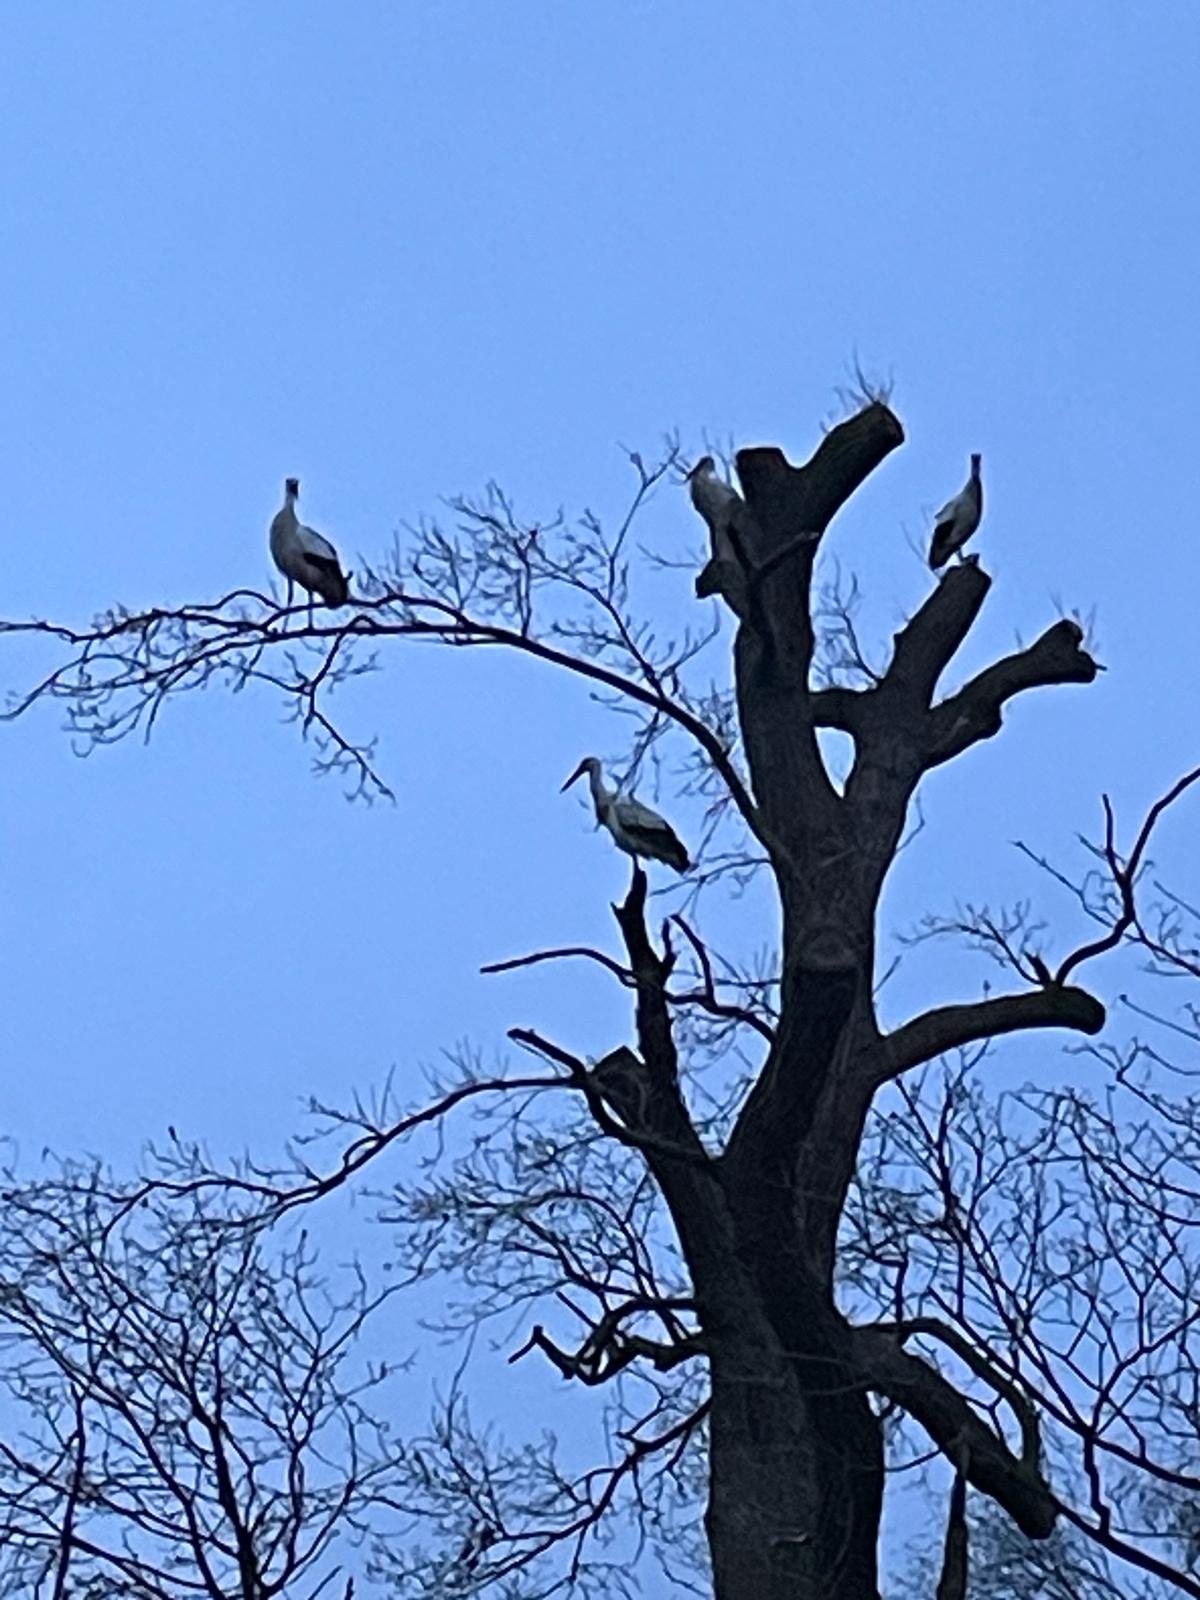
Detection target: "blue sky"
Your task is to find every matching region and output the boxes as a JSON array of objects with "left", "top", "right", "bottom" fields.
[{"left": 2, "top": 1, "right": 1199, "bottom": 1587}]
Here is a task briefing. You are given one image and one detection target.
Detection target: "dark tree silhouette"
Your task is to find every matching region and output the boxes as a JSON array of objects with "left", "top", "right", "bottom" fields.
[
  {"left": 0, "top": 1161, "right": 402, "bottom": 1598},
  {"left": 4, "top": 397, "right": 1200, "bottom": 1599}
]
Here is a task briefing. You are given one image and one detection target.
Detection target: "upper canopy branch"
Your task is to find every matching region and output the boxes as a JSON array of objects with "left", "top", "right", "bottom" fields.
[
  {"left": 728, "top": 404, "right": 904, "bottom": 632},
  {"left": 735, "top": 402, "right": 906, "bottom": 550},
  {"left": 923, "top": 618, "right": 1101, "bottom": 770},
  {"left": 1055, "top": 762, "right": 1200, "bottom": 984},
  {"left": 2, "top": 579, "right": 764, "bottom": 836},
  {"left": 817, "top": 575, "right": 1097, "bottom": 763}
]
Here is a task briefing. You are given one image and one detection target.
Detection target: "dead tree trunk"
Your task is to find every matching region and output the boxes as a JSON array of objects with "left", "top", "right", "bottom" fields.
[{"left": 598, "top": 406, "right": 1102, "bottom": 1599}]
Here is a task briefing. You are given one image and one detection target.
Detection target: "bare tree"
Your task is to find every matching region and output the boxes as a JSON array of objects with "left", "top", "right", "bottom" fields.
[
  {"left": 3, "top": 398, "right": 1199, "bottom": 1598},
  {"left": 0, "top": 1160, "right": 403, "bottom": 1598}
]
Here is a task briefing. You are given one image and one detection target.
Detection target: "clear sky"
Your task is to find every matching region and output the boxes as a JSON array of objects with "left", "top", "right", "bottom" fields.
[{"left": 1, "top": 2, "right": 1199, "bottom": 1589}]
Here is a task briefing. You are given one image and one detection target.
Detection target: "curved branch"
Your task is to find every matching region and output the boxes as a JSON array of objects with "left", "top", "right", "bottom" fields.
[
  {"left": 889, "top": 1317, "right": 1040, "bottom": 1471},
  {"left": 3, "top": 583, "right": 765, "bottom": 842},
  {"left": 878, "top": 986, "right": 1105, "bottom": 1082},
  {"left": 924, "top": 618, "right": 1100, "bottom": 770},
  {"left": 482, "top": 936, "right": 775, "bottom": 1045},
  {"left": 482, "top": 946, "right": 633, "bottom": 986},
  {"left": 849, "top": 1325, "right": 1056, "bottom": 1540},
  {"left": 509, "top": 1296, "right": 702, "bottom": 1387},
  {"left": 1056, "top": 763, "right": 1200, "bottom": 984}
]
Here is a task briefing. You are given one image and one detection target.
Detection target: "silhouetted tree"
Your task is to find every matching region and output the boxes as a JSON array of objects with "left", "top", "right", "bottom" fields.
[
  {"left": 0, "top": 1159, "right": 402, "bottom": 1598},
  {"left": 4, "top": 396, "right": 1200, "bottom": 1598}
]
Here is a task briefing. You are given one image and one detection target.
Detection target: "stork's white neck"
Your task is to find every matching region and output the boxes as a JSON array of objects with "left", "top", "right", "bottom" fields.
[{"left": 587, "top": 763, "right": 612, "bottom": 811}]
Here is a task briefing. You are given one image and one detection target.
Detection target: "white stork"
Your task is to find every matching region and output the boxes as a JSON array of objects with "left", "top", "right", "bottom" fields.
[
  {"left": 687, "top": 455, "right": 745, "bottom": 597},
  {"left": 929, "top": 453, "right": 983, "bottom": 570},
  {"left": 561, "top": 757, "right": 690, "bottom": 873},
  {"left": 269, "top": 478, "right": 351, "bottom": 617}
]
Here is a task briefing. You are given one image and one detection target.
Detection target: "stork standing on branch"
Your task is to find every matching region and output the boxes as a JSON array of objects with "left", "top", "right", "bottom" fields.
[
  {"left": 929, "top": 452, "right": 983, "bottom": 570},
  {"left": 561, "top": 757, "right": 690, "bottom": 873},
  {"left": 269, "top": 478, "right": 351, "bottom": 619}
]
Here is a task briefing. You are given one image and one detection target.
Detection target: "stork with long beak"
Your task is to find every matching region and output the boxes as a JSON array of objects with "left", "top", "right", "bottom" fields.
[{"left": 561, "top": 757, "right": 690, "bottom": 873}]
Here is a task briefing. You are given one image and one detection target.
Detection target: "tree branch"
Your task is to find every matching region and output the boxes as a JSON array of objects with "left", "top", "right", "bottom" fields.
[
  {"left": 509, "top": 1296, "right": 702, "bottom": 1387},
  {"left": 1056, "top": 763, "right": 1200, "bottom": 984},
  {"left": 877, "top": 986, "right": 1106, "bottom": 1082},
  {"left": 808, "top": 685, "right": 865, "bottom": 736},
  {"left": 612, "top": 867, "right": 680, "bottom": 1090},
  {"left": 736, "top": 403, "right": 905, "bottom": 545},
  {"left": 50, "top": 1395, "right": 86, "bottom": 1600},
  {"left": 885, "top": 559, "right": 991, "bottom": 706},
  {"left": 482, "top": 929, "right": 775, "bottom": 1045},
  {"left": 849, "top": 1325, "right": 1056, "bottom": 1540},
  {"left": 889, "top": 1317, "right": 1041, "bottom": 1471},
  {"left": 924, "top": 619, "right": 1100, "bottom": 770}
]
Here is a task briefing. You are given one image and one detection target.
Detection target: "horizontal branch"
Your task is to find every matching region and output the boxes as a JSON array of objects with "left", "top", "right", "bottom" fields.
[
  {"left": 509, "top": 1296, "right": 702, "bottom": 1386},
  {"left": 924, "top": 619, "right": 1100, "bottom": 769},
  {"left": 2, "top": 586, "right": 766, "bottom": 845},
  {"left": 877, "top": 986, "right": 1106, "bottom": 1082},
  {"left": 850, "top": 1325, "right": 1056, "bottom": 1539},
  {"left": 100, "top": 1071, "right": 570, "bottom": 1228},
  {"left": 482, "top": 936, "right": 775, "bottom": 1045},
  {"left": 809, "top": 685, "right": 864, "bottom": 736}
]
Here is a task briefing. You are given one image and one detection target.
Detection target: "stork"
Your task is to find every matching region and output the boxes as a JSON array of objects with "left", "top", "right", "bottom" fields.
[
  {"left": 687, "top": 455, "right": 745, "bottom": 598},
  {"left": 269, "top": 478, "right": 351, "bottom": 621},
  {"left": 929, "top": 454, "right": 983, "bottom": 570},
  {"left": 561, "top": 757, "right": 690, "bottom": 873}
]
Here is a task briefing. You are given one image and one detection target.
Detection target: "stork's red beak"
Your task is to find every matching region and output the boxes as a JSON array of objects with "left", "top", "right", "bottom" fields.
[{"left": 560, "top": 762, "right": 589, "bottom": 792}]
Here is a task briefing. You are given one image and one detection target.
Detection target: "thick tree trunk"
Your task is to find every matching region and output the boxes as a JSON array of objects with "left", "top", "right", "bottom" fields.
[
  {"left": 705, "top": 1354, "right": 883, "bottom": 1600},
  {"left": 624, "top": 403, "right": 1092, "bottom": 1594},
  {"left": 682, "top": 409, "right": 901, "bottom": 1598}
]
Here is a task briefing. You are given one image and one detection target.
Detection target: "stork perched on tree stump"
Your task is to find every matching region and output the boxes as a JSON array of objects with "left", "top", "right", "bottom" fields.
[
  {"left": 688, "top": 456, "right": 747, "bottom": 600},
  {"left": 929, "top": 454, "right": 983, "bottom": 570}
]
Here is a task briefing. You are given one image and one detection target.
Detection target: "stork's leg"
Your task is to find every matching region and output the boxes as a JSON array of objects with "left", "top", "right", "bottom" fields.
[{"left": 285, "top": 576, "right": 294, "bottom": 617}]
